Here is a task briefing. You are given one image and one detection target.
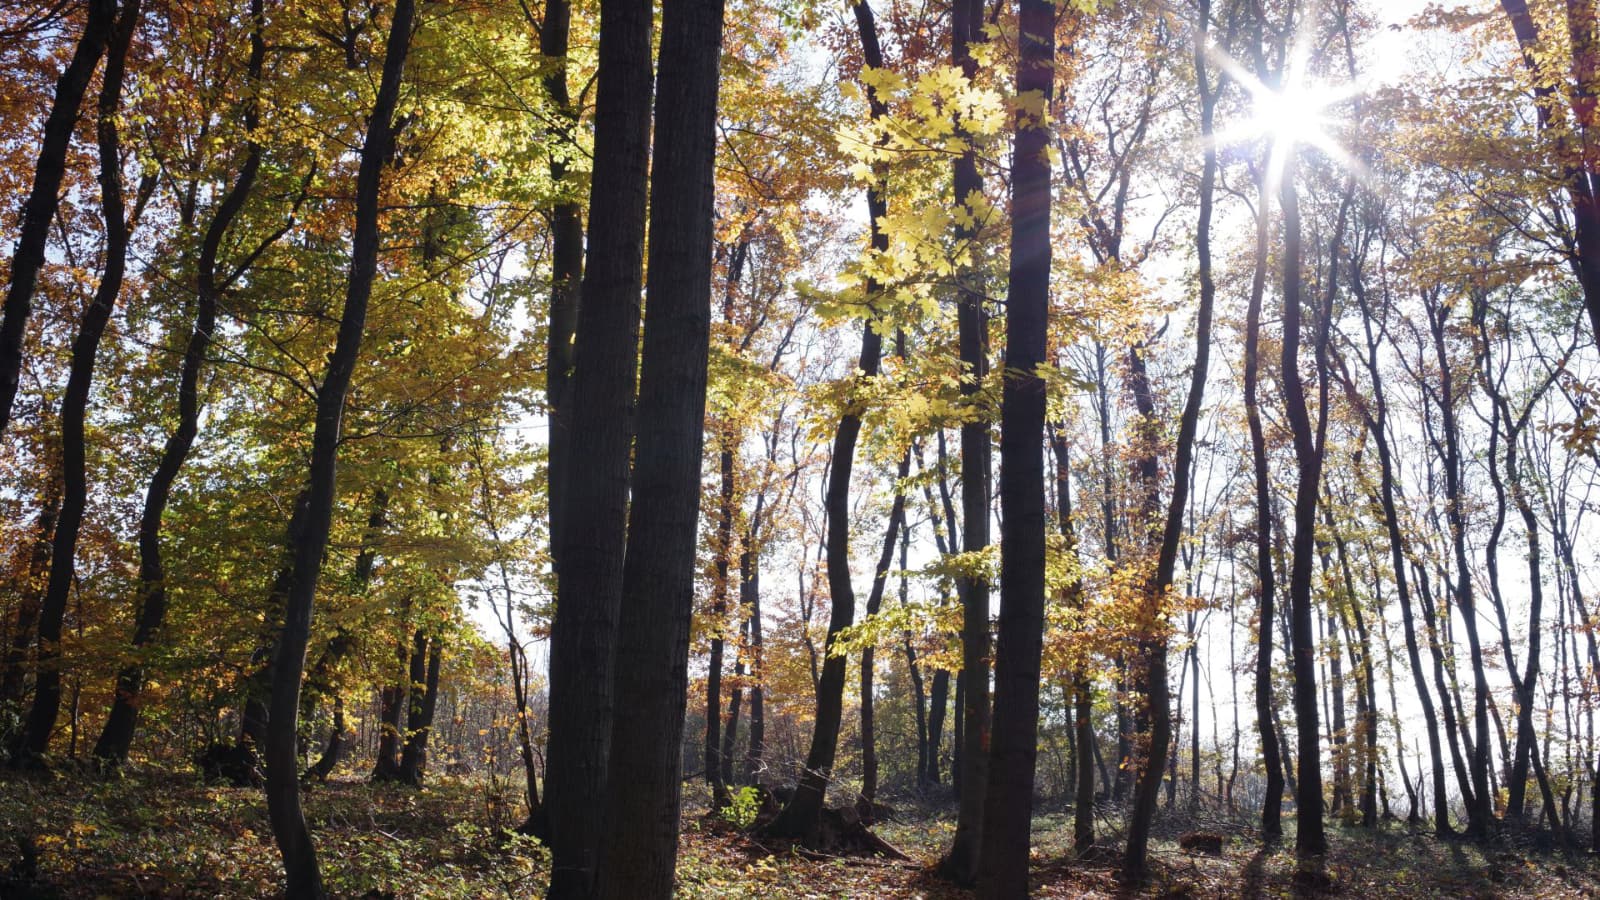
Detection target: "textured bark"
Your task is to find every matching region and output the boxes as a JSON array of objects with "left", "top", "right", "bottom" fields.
[
  {"left": 541, "top": 0, "right": 653, "bottom": 888},
  {"left": 95, "top": 0, "right": 269, "bottom": 766},
  {"left": 15, "top": 0, "right": 143, "bottom": 763},
  {"left": 973, "top": 1, "right": 1052, "bottom": 893},
  {"left": 0, "top": 0, "right": 119, "bottom": 435},
  {"left": 261, "top": 1, "right": 413, "bottom": 893},
  {"left": 592, "top": 0, "right": 722, "bottom": 889}
]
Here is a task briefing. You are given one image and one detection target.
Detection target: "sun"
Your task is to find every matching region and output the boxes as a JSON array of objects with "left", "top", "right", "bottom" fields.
[{"left": 1207, "top": 36, "right": 1365, "bottom": 191}]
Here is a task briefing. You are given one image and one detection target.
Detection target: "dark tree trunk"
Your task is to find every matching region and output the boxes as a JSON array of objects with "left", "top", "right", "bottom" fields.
[
  {"left": 926, "top": 668, "right": 950, "bottom": 785},
  {"left": 744, "top": 563, "right": 766, "bottom": 787},
  {"left": 541, "top": 0, "right": 654, "bottom": 889},
  {"left": 1342, "top": 272, "right": 1453, "bottom": 837},
  {"left": 1121, "top": 4, "right": 1219, "bottom": 875},
  {"left": 706, "top": 441, "right": 735, "bottom": 807},
  {"left": 973, "top": 2, "right": 1052, "bottom": 893},
  {"left": 14, "top": 0, "right": 143, "bottom": 764},
  {"left": 860, "top": 450, "right": 911, "bottom": 808},
  {"left": 542, "top": 0, "right": 583, "bottom": 577},
  {"left": 941, "top": 0, "right": 991, "bottom": 881},
  {"left": 1422, "top": 291, "right": 1492, "bottom": 837},
  {"left": 261, "top": 2, "right": 414, "bottom": 893},
  {"left": 304, "top": 696, "right": 346, "bottom": 782},
  {"left": 764, "top": 0, "right": 887, "bottom": 846},
  {"left": 95, "top": 0, "right": 268, "bottom": 766},
  {"left": 1279, "top": 162, "right": 1347, "bottom": 860},
  {"left": 0, "top": 0, "right": 118, "bottom": 435},
  {"left": 398, "top": 634, "right": 442, "bottom": 786},
  {"left": 592, "top": 0, "right": 722, "bottom": 890},
  {"left": 1244, "top": 151, "right": 1285, "bottom": 845}
]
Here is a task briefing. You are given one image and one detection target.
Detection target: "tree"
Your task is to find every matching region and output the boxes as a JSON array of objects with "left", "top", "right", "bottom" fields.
[
  {"left": 595, "top": 0, "right": 725, "bottom": 888},
  {"left": 12, "top": 0, "right": 144, "bottom": 764},
  {"left": 261, "top": 0, "right": 415, "bottom": 893},
  {"left": 0, "top": 0, "right": 119, "bottom": 436},
  {"left": 973, "top": 0, "right": 1053, "bottom": 893},
  {"left": 541, "top": 0, "right": 654, "bottom": 890}
]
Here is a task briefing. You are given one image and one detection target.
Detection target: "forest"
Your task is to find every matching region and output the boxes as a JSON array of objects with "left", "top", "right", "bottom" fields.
[{"left": 1, "top": 0, "right": 1600, "bottom": 896}]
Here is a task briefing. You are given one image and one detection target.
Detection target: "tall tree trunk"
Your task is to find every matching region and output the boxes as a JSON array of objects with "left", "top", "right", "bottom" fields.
[
  {"left": 0, "top": 0, "right": 119, "bottom": 435},
  {"left": 261, "top": 2, "right": 414, "bottom": 893},
  {"left": 1342, "top": 273, "right": 1452, "bottom": 836},
  {"left": 542, "top": 0, "right": 584, "bottom": 577},
  {"left": 593, "top": 0, "right": 722, "bottom": 889},
  {"left": 764, "top": 0, "right": 888, "bottom": 845},
  {"left": 1279, "top": 161, "right": 1346, "bottom": 860},
  {"left": 13, "top": 0, "right": 143, "bottom": 763},
  {"left": 941, "top": 0, "right": 991, "bottom": 881},
  {"left": 1121, "top": 2, "right": 1219, "bottom": 874},
  {"left": 744, "top": 561, "right": 766, "bottom": 787},
  {"left": 973, "top": 1, "right": 1052, "bottom": 893},
  {"left": 95, "top": 0, "right": 269, "bottom": 766},
  {"left": 1050, "top": 430, "right": 1096, "bottom": 853},
  {"left": 1423, "top": 293, "right": 1493, "bottom": 836},
  {"left": 542, "top": 0, "right": 654, "bottom": 889},
  {"left": 1245, "top": 150, "right": 1285, "bottom": 845},
  {"left": 706, "top": 440, "right": 736, "bottom": 808}
]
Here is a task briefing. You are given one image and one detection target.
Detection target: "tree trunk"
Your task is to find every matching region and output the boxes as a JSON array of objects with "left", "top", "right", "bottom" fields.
[
  {"left": 941, "top": 0, "right": 991, "bottom": 881},
  {"left": 592, "top": 0, "right": 722, "bottom": 889},
  {"left": 763, "top": 0, "right": 887, "bottom": 846},
  {"left": 262, "top": 2, "right": 413, "bottom": 893},
  {"left": 860, "top": 450, "right": 911, "bottom": 808},
  {"left": 13, "top": 0, "right": 143, "bottom": 764},
  {"left": 706, "top": 442, "right": 736, "bottom": 808},
  {"left": 542, "top": 0, "right": 583, "bottom": 578},
  {"left": 398, "top": 633, "right": 442, "bottom": 786},
  {"left": 0, "top": 0, "right": 119, "bottom": 435},
  {"left": 1121, "top": 3, "right": 1219, "bottom": 874},
  {"left": 973, "top": 2, "right": 1052, "bottom": 893},
  {"left": 542, "top": 0, "right": 654, "bottom": 889},
  {"left": 1244, "top": 144, "right": 1285, "bottom": 845},
  {"left": 95, "top": 0, "right": 268, "bottom": 766}
]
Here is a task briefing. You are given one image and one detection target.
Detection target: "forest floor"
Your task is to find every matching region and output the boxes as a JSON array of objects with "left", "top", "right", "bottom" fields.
[{"left": 0, "top": 766, "right": 1597, "bottom": 898}]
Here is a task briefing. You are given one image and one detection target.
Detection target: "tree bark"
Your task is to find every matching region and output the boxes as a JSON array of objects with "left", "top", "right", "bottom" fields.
[
  {"left": 1122, "top": 18, "right": 1218, "bottom": 873},
  {"left": 541, "top": 0, "right": 654, "bottom": 889},
  {"left": 973, "top": 1, "right": 1052, "bottom": 893},
  {"left": 860, "top": 450, "right": 911, "bottom": 808},
  {"left": 592, "top": 0, "right": 722, "bottom": 889},
  {"left": 398, "top": 632, "right": 442, "bottom": 786},
  {"left": 542, "top": 0, "right": 583, "bottom": 576}
]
